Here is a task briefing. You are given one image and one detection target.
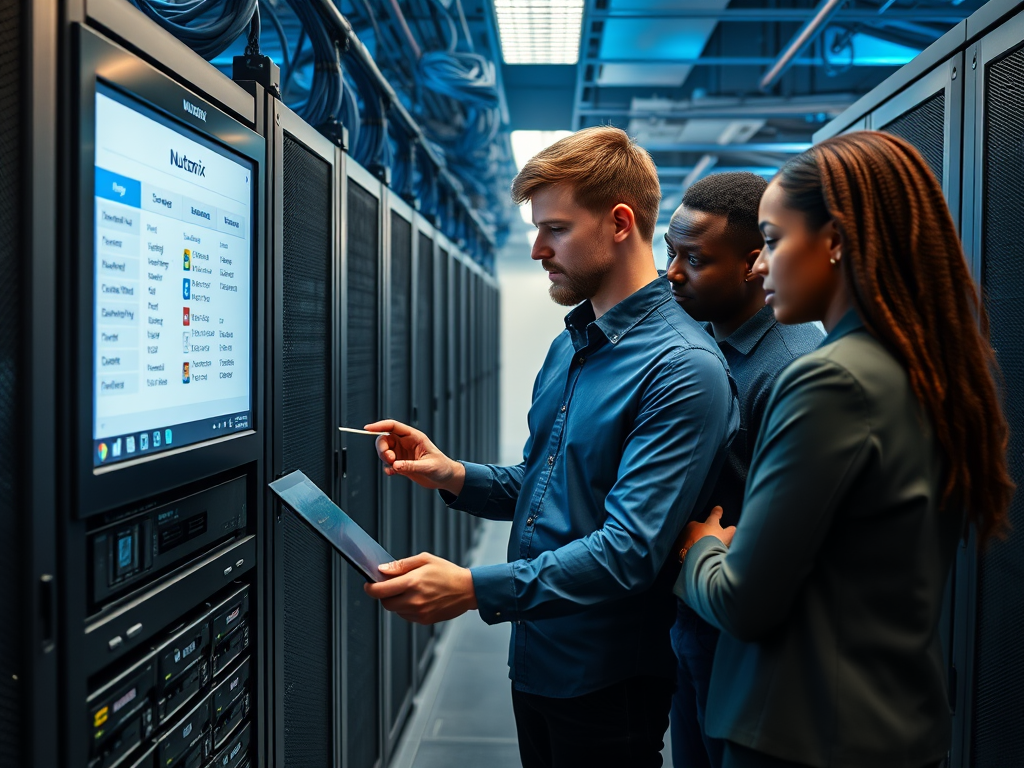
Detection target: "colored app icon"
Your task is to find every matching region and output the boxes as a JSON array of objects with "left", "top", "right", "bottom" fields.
[
  {"left": 153, "top": 430, "right": 161, "bottom": 448},
  {"left": 111, "top": 437, "right": 122, "bottom": 458},
  {"left": 182, "top": 307, "right": 190, "bottom": 326},
  {"left": 183, "top": 332, "right": 191, "bottom": 353},
  {"left": 182, "top": 361, "right": 190, "bottom": 383},
  {"left": 183, "top": 249, "right": 191, "bottom": 271},
  {"left": 165, "top": 428, "right": 172, "bottom": 445},
  {"left": 126, "top": 436, "right": 136, "bottom": 453},
  {"left": 139, "top": 432, "right": 149, "bottom": 451},
  {"left": 97, "top": 442, "right": 108, "bottom": 462},
  {"left": 182, "top": 278, "right": 191, "bottom": 300}
]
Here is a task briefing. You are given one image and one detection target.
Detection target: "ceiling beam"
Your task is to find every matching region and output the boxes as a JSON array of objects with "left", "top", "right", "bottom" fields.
[
  {"left": 587, "top": 56, "right": 831, "bottom": 67},
  {"left": 657, "top": 166, "right": 779, "bottom": 177},
  {"left": 576, "top": 97, "right": 855, "bottom": 119},
  {"left": 588, "top": 8, "right": 967, "bottom": 22},
  {"left": 642, "top": 142, "right": 811, "bottom": 154},
  {"left": 760, "top": 0, "right": 847, "bottom": 90}
]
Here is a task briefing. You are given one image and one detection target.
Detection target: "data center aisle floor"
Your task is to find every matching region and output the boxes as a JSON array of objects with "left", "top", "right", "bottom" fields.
[
  {"left": 389, "top": 520, "right": 521, "bottom": 768},
  {"left": 390, "top": 519, "right": 674, "bottom": 768}
]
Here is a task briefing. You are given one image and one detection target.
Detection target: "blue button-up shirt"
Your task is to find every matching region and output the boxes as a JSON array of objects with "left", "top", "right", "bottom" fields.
[{"left": 447, "top": 277, "right": 738, "bottom": 697}]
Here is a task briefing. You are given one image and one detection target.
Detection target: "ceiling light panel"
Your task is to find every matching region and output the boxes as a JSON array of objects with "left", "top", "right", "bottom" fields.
[{"left": 496, "top": 0, "right": 585, "bottom": 65}]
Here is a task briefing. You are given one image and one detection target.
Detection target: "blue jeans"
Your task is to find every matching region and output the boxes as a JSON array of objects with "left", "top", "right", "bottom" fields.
[{"left": 671, "top": 601, "right": 724, "bottom": 768}]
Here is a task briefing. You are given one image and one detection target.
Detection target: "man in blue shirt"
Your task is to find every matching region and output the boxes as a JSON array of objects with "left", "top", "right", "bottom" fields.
[
  {"left": 664, "top": 172, "right": 823, "bottom": 768},
  {"left": 364, "top": 126, "right": 738, "bottom": 768}
]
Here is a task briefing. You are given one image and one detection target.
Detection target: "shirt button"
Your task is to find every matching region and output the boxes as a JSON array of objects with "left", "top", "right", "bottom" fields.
[
  {"left": 560, "top": 405, "right": 566, "bottom": 413},
  {"left": 495, "top": 612, "right": 501, "bottom": 618},
  {"left": 611, "top": 334, "right": 618, "bottom": 342},
  {"left": 577, "top": 356, "right": 585, "bottom": 365},
  {"left": 527, "top": 517, "right": 534, "bottom": 525},
  {"left": 547, "top": 455, "right": 554, "bottom": 465}
]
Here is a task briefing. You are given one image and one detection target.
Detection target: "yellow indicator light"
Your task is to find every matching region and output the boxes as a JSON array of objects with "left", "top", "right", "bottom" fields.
[{"left": 93, "top": 707, "right": 109, "bottom": 728}]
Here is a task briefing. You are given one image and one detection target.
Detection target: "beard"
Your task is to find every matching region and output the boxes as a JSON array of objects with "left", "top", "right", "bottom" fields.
[{"left": 543, "top": 257, "right": 607, "bottom": 307}]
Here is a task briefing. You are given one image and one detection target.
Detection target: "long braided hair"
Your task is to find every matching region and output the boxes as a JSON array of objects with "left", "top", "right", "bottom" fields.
[{"left": 776, "top": 130, "right": 1013, "bottom": 544}]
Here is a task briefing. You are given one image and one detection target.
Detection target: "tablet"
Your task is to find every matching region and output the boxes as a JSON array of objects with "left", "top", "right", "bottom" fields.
[{"left": 269, "top": 470, "right": 395, "bottom": 583}]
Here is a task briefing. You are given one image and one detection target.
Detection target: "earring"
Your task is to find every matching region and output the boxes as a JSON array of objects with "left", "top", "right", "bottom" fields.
[{"left": 830, "top": 257, "right": 838, "bottom": 265}]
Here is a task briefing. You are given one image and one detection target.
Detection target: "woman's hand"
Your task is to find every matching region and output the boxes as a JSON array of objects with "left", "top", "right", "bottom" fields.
[{"left": 675, "top": 507, "right": 736, "bottom": 562}]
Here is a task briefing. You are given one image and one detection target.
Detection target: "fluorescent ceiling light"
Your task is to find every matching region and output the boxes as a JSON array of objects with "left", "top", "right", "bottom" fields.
[
  {"left": 495, "top": 0, "right": 585, "bottom": 65},
  {"left": 510, "top": 130, "right": 572, "bottom": 224}
]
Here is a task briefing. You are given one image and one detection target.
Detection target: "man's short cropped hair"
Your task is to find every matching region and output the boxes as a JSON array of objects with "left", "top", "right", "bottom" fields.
[
  {"left": 679, "top": 172, "right": 768, "bottom": 250},
  {"left": 511, "top": 126, "right": 661, "bottom": 242}
]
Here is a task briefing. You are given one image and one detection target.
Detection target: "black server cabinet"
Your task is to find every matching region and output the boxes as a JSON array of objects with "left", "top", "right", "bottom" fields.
[
  {"left": 4, "top": 1, "right": 59, "bottom": 764},
  {"left": 433, "top": 246, "right": 451, "bottom": 565},
  {"left": 954, "top": 10, "right": 1024, "bottom": 766},
  {"left": 269, "top": 103, "right": 341, "bottom": 768},
  {"left": 870, "top": 55, "right": 964, "bottom": 223},
  {"left": 442, "top": 246, "right": 460, "bottom": 565},
  {"left": 383, "top": 192, "right": 415, "bottom": 754},
  {"left": 866, "top": 53, "right": 965, "bottom": 737},
  {"left": 412, "top": 219, "right": 437, "bottom": 681},
  {"left": 65, "top": 26, "right": 265, "bottom": 768},
  {"left": 458, "top": 261, "right": 474, "bottom": 557},
  {"left": 454, "top": 258, "right": 469, "bottom": 563},
  {"left": 341, "top": 159, "right": 384, "bottom": 768}
]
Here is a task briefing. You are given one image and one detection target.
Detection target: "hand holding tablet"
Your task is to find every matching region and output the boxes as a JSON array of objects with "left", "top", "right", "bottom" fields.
[{"left": 269, "top": 470, "right": 394, "bottom": 583}]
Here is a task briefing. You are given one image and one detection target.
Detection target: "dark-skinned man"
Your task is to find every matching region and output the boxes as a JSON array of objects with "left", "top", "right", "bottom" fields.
[{"left": 665, "top": 172, "right": 823, "bottom": 768}]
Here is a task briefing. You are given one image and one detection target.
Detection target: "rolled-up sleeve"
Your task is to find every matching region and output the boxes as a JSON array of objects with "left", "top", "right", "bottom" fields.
[
  {"left": 679, "top": 357, "right": 872, "bottom": 641},
  {"left": 473, "top": 348, "right": 736, "bottom": 624}
]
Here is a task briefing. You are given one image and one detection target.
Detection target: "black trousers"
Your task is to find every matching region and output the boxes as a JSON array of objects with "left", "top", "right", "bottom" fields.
[{"left": 510, "top": 675, "right": 673, "bottom": 768}]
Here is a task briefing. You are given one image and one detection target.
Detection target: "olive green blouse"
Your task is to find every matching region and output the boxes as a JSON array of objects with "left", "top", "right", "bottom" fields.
[{"left": 678, "top": 310, "right": 961, "bottom": 768}]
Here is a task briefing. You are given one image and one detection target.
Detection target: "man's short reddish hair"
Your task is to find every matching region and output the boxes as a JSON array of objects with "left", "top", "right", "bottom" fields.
[{"left": 511, "top": 126, "right": 661, "bottom": 242}]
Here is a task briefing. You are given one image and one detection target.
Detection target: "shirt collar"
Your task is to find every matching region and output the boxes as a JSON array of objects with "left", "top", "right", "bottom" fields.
[
  {"left": 707, "top": 305, "right": 778, "bottom": 356},
  {"left": 822, "top": 308, "right": 866, "bottom": 345},
  {"left": 564, "top": 276, "right": 672, "bottom": 348}
]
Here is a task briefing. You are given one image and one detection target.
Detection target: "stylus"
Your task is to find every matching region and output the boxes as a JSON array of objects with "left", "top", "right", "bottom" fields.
[{"left": 338, "top": 427, "right": 391, "bottom": 436}]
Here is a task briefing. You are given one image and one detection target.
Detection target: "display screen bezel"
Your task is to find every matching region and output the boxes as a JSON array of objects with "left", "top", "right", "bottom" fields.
[
  {"left": 75, "top": 27, "right": 265, "bottom": 518},
  {"left": 91, "top": 81, "right": 256, "bottom": 469}
]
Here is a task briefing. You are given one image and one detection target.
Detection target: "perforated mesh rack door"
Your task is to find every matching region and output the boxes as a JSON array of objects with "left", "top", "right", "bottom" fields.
[
  {"left": 344, "top": 177, "right": 381, "bottom": 768},
  {"left": 387, "top": 210, "right": 413, "bottom": 729},
  {"left": 878, "top": 92, "right": 945, "bottom": 183},
  {"left": 414, "top": 232, "right": 435, "bottom": 669},
  {"left": 280, "top": 133, "right": 334, "bottom": 767},
  {"left": 436, "top": 250, "right": 452, "bottom": 563},
  {"left": 972, "top": 42, "right": 1024, "bottom": 766},
  {"left": 0, "top": 0, "right": 25, "bottom": 762}
]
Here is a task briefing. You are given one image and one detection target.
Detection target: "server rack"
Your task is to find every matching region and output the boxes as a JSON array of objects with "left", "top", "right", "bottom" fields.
[
  {"left": 815, "top": 4, "right": 1024, "bottom": 766},
  {"left": 382, "top": 191, "right": 416, "bottom": 757},
  {"left": 412, "top": 216, "right": 438, "bottom": 683},
  {"left": 268, "top": 101, "right": 342, "bottom": 768},
  {"left": 954, "top": 10, "right": 1024, "bottom": 765},
  {"left": 13, "top": 3, "right": 504, "bottom": 765},
  {"left": 66, "top": 22, "right": 266, "bottom": 768},
  {"left": 340, "top": 158, "right": 386, "bottom": 768},
  {"left": 5, "top": 0, "right": 59, "bottom": 764}
]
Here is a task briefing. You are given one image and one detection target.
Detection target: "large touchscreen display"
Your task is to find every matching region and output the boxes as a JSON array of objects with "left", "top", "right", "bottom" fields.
[{"left": 93, "top": 83, "right": 254, "bottom": 467}]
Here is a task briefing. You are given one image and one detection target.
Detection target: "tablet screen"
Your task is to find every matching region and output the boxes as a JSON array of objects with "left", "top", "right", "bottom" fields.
[{"left": 269, "top": 471, "right": 394, "bottom": 583}]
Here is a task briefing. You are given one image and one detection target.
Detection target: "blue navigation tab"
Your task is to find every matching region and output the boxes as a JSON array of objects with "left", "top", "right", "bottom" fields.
[{"left": 95, "top": 167, "right": 141, "bottom": 209}]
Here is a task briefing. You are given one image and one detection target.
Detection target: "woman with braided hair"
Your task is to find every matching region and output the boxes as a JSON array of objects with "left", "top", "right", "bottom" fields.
[{"left": 673, "top": 131, "right": 1013, "bottom": 768}]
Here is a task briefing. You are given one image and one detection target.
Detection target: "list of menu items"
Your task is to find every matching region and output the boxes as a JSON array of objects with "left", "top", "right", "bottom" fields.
[{"left": 93, "top": 87, "right": 253, "bottom": 441}]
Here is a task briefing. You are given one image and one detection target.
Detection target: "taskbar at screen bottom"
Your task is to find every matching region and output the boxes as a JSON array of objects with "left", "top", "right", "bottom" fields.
[{"left": 94, "top": 410, "right": 251, "bottom": 468}]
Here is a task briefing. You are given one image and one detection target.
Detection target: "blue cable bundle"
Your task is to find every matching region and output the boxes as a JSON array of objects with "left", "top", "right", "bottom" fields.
[
  {"left": 129, "top": 0, "right": 258, "bottom": 59},
  {"left": 284, "top": 0, "right": 345, "bottom": 132},
  {"left": 417, "top": 51, "right": 499, "bottom": 111},
  {"left": 343, "top": 53, "right": 391, "bottom": 169}
]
